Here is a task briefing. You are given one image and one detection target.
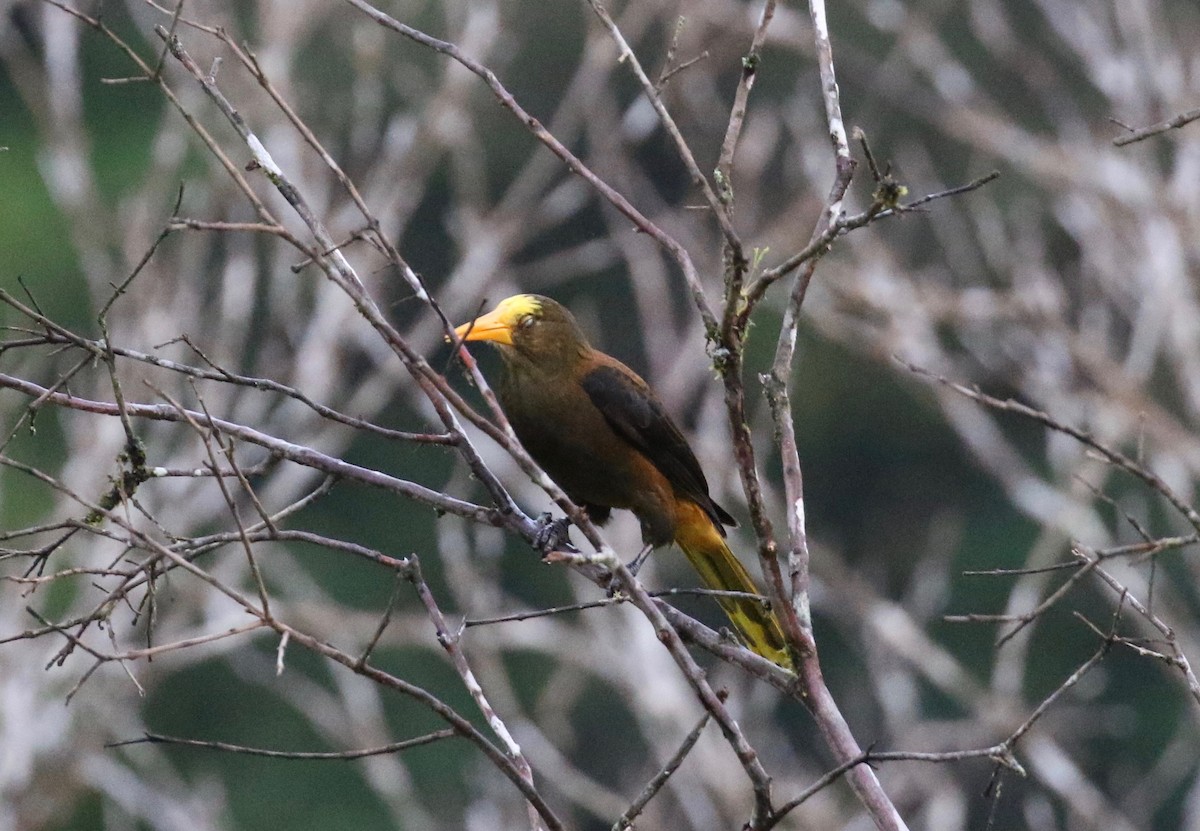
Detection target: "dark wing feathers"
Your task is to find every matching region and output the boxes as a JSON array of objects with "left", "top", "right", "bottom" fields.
[{"left": 580, "top": 364, "right": 736, "bottom": 529}]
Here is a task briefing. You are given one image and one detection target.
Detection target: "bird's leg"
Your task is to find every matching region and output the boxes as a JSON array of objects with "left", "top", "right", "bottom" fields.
[
  {"left": 606, "top": 543, "right": 653, "bottom": 598},
  {"left": 625, "top": 543, "right": 654, "bottom": 577},
  {"left": 533, "top": 512, "right": 576, "bottom": 554}
]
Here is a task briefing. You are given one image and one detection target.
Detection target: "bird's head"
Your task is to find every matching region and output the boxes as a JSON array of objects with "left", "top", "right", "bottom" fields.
[{"left": 453, "top": 294, "right": 590, "bottom": 365}]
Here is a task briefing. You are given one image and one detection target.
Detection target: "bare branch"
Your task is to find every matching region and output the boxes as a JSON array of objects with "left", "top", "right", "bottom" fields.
[
  {"left": 109, "top": 728, "right": 458, "bottom": 760},
  {"left": 1112, "top": 106, "right": 1200, "bottom": 146}
]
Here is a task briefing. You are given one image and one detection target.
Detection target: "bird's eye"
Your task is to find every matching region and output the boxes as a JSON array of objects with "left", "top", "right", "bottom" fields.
[{"left": 518, "top": 314, "right": 535, "bottom": 329}]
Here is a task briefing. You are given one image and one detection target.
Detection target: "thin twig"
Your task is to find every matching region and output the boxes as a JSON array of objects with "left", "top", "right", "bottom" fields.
[
  {"left": 902, "top": 360, "right": 1200, "bottom": 536},
  {"left": 613, "top": 709, "right": 712, "bottom": 830},
  {"left": 0, "top": 374, "right": 494, "bottom": 523},
  {"left": 583, "top": 0, "right": 743, "bottom": 264},
  {"left": 1113, "top": 106, "right": 1200, "bottom": 146},
  {"left": 109, "top": 727, "right": 458, "bottom": 759}
]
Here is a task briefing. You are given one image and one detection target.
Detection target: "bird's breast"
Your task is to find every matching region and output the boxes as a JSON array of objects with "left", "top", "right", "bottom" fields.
[{"left": 498, "top": 370, "right": 675, "bottom": 542}]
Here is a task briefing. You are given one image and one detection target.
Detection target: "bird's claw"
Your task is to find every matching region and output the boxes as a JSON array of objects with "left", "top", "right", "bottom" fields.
[
  {"left": 533, "top": 512, "right": 576, "bottom": 554},
  {"left": 604, "top": 543, "right": 655, "bottom": 597},
  {"left": 625, "top": 543, "right": 654, "bottom": 577}
]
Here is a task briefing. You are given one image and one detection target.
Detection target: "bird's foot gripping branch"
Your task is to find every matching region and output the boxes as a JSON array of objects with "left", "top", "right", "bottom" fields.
[{"left": 531, "top": 512, "right": 577, "bottom": 555}]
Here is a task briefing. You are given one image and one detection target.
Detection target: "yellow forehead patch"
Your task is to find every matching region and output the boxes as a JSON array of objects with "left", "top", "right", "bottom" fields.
[
  {"left": 453, "top": 294, "right": 544, "bottom": 345},
  {"left": 492, "top": 294, "right": 542, "bottom": 324}
]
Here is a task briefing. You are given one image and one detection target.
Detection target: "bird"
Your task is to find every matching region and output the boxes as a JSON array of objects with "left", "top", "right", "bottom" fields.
[{"left": 454, "top": 294, "right": 791, "bottom": 667}]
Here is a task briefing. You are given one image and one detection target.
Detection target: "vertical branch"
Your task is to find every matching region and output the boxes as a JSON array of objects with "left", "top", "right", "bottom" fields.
[
  {"left": 808, "top": 0, "right": 853, "bottom": 170},
  {"left": 716, "top": 0, "right": 776, "bottom": 328},
  {"left": 766, "top": 165, "right": 853, "bottom": 631},
  {"left": 715, "top": 0, "right": 777, "bottom": 193},
  {"left": 758, "top": 1, "right": 905, "bottom": 829}
]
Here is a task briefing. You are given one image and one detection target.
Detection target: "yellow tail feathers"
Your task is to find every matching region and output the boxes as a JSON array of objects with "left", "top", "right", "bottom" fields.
[{"left": 673, "top": 501, "right": 792, "bottom": 668}]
